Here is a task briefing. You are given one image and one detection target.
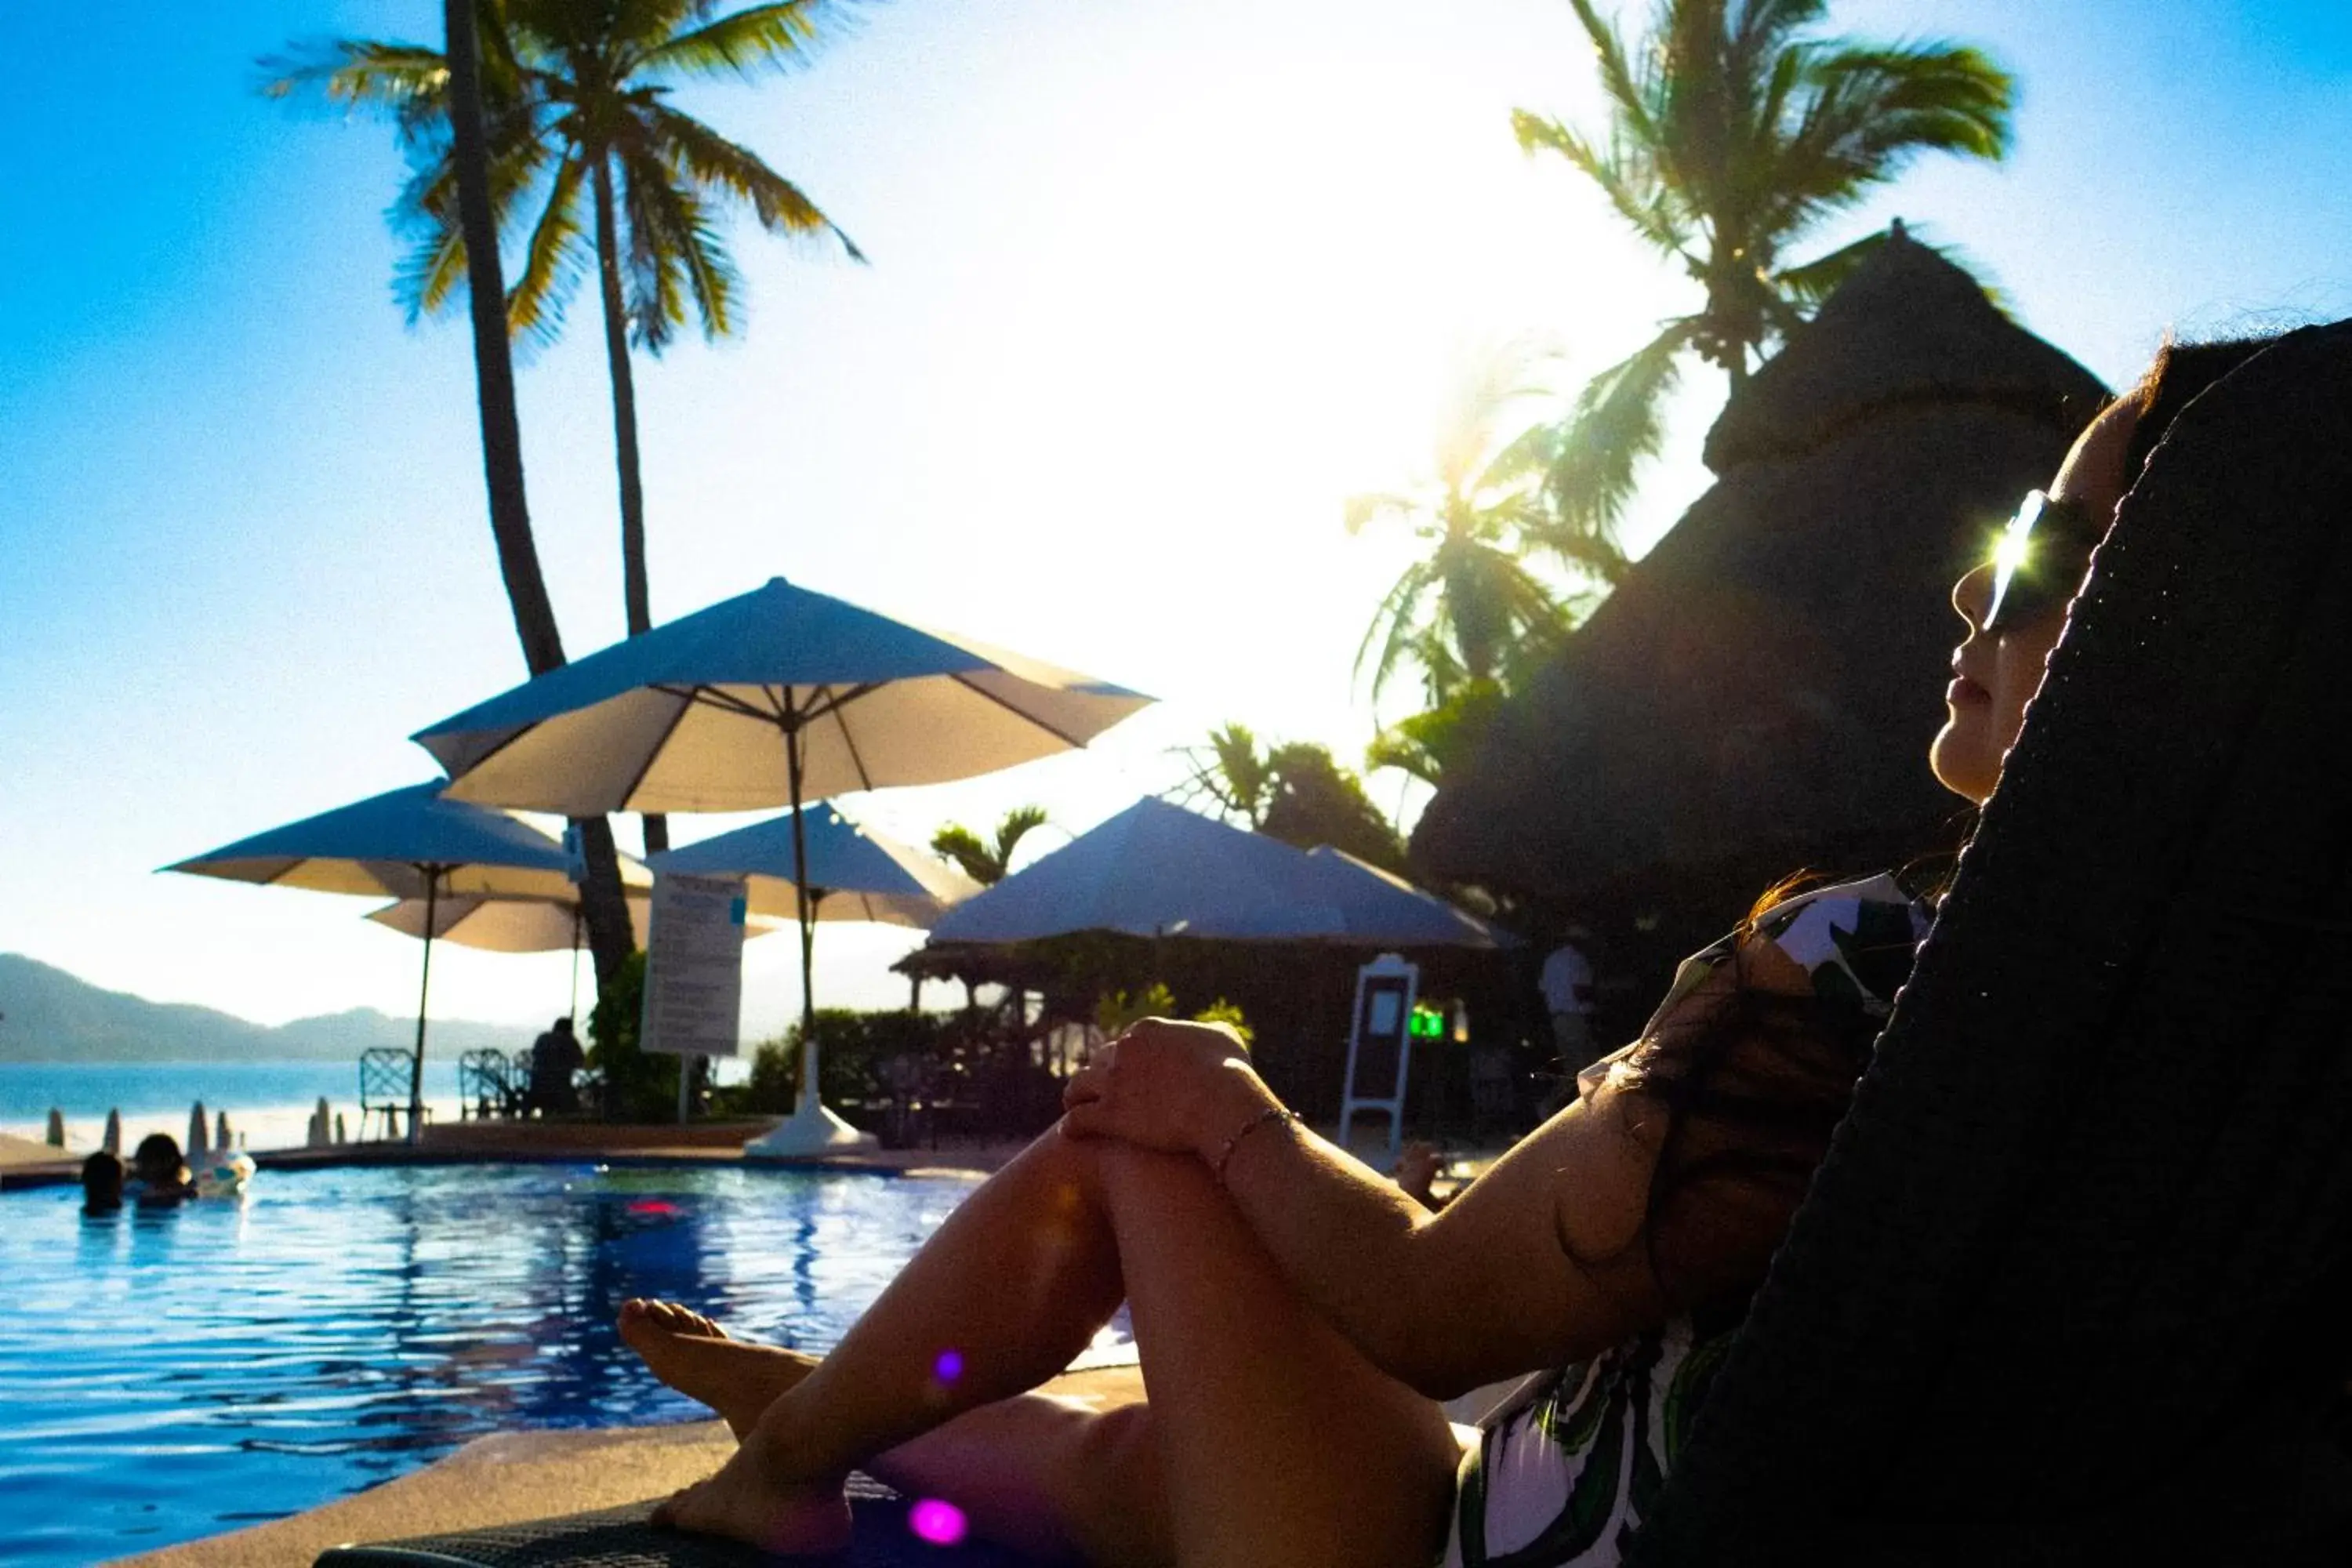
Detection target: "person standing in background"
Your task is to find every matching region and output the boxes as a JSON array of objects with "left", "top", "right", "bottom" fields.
[
  {"left": 530, "top": 1017, "right": 585, "bottom": 1115},
  {"left": 1539, "top": 929, "right": 1598, "bottom": 1090}
]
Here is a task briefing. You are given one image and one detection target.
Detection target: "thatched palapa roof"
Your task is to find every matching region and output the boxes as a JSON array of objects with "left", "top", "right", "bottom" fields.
[{"left": 1413, "top": 229, "right": 2108, "bottom": 969}]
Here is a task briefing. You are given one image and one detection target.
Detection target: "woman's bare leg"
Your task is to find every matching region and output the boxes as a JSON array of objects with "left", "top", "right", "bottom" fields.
[{"left": 656, "top": 1124, "right": 1459, "bottom": 1566}]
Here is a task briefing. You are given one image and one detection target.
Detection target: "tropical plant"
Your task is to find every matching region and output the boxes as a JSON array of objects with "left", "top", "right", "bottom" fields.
[
  {"left": 931, "top": 806, "right": 1051, "bottom": 887},
  {"left": 1174, "top": 723, "right": 1279, "bottom": 828},
  {"left": 1178, "top": 727, "right": 1408, "bottom": 872},
  {"left": 423, "top": 0, "right": 638, "bottom": 985},
  {"left": 1511, "top": 0, "right": 2013, "bottom": 536},
  {"left": 264, "top": 0, "right": 867, "bottom": 853},
  {"left": 1346, "top": 346, "right": 1601, "bottom": 710},
  {"left": 1363, "top": 677, "right": 1508, "bottom": 792}
]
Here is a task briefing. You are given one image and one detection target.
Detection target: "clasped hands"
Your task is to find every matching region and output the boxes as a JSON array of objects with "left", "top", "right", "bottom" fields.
[{"left": 1062, "top": 1017, "right": 1279, "bottom": 1163}]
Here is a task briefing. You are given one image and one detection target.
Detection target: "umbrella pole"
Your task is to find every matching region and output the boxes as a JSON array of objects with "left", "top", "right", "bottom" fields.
[
  {"left": 408, "top": 870, "right": 438, "bottom": 1147},
  {"left": 568, "top": 905, "right": 583, "bottom": 1021},
  {"left": 786, "top": 719, "right": 819, "bottom": 1118}
]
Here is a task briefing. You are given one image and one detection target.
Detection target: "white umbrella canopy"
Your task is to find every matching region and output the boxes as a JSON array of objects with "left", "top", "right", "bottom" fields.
[
  {"left": 927, "top": 797, "right": 1350, "bottom": 944},
  {"left": 648, "top": 804, "right": 982, "bottom": 928},
  {"left": 412, "top": 576, "right": 1153, "bottom": 815},
  {"left": 411, "top": 576, "right": 1152, "bottom": 1155},
  {"left": 367, "top": 894, "right": 657, "bottom": 953},
  {"left": 165, "top": 782, "right": 654, "bottom": 1142},
  {"left": 1296, "top": 846, "right": 1517, "bottom": 949}
]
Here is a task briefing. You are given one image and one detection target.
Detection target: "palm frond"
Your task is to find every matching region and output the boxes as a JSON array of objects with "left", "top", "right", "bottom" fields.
[
  {"left": 636, "top": 1, "right": 854, "bottom": 79},
  {"left": 616, "top": 139, "right": 739, "bottom": 347},
  {"left": 506, "top": 152, "right": 593, "bottom": 347},
  {"left": 1342, "top": 491, "right": 1421, "bottom": 537},
  {"left": 1566, "top": 0, "right": 1664, "bottom": 148},
  {"left": 1356, "top": 562, "right": 1439, "bottom": 704},
  {"left": 259, "top": 40, "right": 451, "bottom": 150},
  {"left": 1512, "top": 111, "right": 1688, "bottom": 258},
  {"left": 992, "top": 805, "right": 1051, "bottom": 869},
  {"left": 1767, "top": 224, "right": 1883, "bottom": 310},
  {"left": 389, "top": 129, "right": 554, "bottom": 323},
  {"left": 645, "top": 102, "right": 862, "bottom": 258},
  {"left": 1526, "top": 319, "right": 1695, "bottom": 580},
  {"left": 929, "top": 824, "right": 997, "bottom": 886}
]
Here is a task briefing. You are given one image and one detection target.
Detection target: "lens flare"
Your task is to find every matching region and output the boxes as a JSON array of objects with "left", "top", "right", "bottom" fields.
[
  {"left": 909, "top": 1497, "right": 968, "bottom": 1545},
  {"left": 933, "top": 1348, "right": 964, "bottom": 1383}
]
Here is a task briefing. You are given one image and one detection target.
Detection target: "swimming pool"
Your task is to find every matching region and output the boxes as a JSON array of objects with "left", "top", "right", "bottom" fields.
[{"left": 0, "top": 1162, "right": 1112, "bottom": 1566}]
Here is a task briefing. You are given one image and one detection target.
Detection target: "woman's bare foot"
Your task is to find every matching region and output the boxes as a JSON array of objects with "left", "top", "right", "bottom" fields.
[
  {"left": 617, "top": 1298, "right": 820, "bottom": 1439},
  {"left": 654, "top": 1446, "right": 853, "bottom": 1555}
]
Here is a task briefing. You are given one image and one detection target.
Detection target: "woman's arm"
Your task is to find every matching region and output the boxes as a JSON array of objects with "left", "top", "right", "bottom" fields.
[{"left": 1062, "top": 1019, "right": 1702, "bottom": 1399}]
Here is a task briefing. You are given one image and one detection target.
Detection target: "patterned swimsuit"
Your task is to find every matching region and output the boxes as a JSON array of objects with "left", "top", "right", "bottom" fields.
[{"left": 1443, "top": 874, "right": 1933, "bottom": 1568}]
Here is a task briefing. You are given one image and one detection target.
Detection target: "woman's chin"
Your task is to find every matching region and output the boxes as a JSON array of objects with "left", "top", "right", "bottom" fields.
[{"left": 1929, "top": 721, "right": 1997, "bottom": 807}]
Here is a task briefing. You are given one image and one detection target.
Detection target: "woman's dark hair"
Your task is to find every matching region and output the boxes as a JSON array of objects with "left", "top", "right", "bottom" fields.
[{"left": 1605, "top": 877, "right": 1897, "bottom": 1301}]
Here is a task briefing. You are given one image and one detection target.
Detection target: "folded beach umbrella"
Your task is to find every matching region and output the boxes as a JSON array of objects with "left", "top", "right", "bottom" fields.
[
  {"left": 928, "top": 796, "right": 1348, "bottom": 944},
  {"left": 166, "top": 782, "right": 652, "bottom": 1142},
  {"left": 412, "top": 576, "right": 1150, "bottom": 1154},
  {"left": 1296, "top": 845, "right": 1517, "bottom": 949},
  {"left": 648, "top": 805, "right": 982, "bottom": 929},
  {"left": 367, "top": 893, "right": 654, "bottom": 953}
]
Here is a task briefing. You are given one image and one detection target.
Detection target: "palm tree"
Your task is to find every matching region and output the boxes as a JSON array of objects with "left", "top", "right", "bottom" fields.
[
  {"left": 1346, "top": 347, "right": 1596, "bottom": 709},
  {"left": 931, "top": 807, "right": 1051, "bottom": 887},
  {"left": 1173, "top": 723, "right": 1278, "bottom": 828},
  {"left": 434, "top": 0, "right": 638, "bottom": 989},
  {"left": 266, "top": 0, "right": 867, "bottom": 853},
  {"left": 1512, "top": 0, "right": 2013, "bottom": 537}
]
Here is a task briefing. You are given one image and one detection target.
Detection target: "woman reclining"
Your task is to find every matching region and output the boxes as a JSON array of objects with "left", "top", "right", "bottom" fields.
[{"left": 627, "top": 334, "right": 2275, "bottom": 1568}]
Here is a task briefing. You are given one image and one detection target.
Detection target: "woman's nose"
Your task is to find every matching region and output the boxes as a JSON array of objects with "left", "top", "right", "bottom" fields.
[{"left": 1951, "top": 561, "right": 1994, "bottom": 628}]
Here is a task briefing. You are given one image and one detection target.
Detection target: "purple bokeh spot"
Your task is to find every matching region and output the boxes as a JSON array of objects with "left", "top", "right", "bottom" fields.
[
  {"left": 933, "top": 1348, "right": 964, "bottom": 1383},
  {"left": 909, "top": 1497, "right": 968, "bottom": 1545}
]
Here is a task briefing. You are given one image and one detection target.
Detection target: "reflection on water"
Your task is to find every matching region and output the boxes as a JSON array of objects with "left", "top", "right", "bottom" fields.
[{"left": 0, "top": 1163, "right": 1042, "bottom": 1568}]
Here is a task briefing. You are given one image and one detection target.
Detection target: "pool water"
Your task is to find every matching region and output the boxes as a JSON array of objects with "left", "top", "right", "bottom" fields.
[{"left": 0, "top": 1162, "right": 1102, "bottom": 1566}]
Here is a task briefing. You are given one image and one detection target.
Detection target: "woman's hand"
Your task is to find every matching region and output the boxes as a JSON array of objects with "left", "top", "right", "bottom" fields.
[{"left": 1062, "top": 1017, "right": 1278, "bottom": 1162}]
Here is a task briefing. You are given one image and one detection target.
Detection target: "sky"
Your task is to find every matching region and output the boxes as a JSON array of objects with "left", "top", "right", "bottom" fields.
[{"left": 3, "top": 0, "right": 2349, "bottom": 1044}]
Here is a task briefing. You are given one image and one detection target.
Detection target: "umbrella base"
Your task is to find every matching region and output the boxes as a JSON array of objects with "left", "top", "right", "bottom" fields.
[{"left": 744, "top": 1100, "right": 878, "bottom": 1157}]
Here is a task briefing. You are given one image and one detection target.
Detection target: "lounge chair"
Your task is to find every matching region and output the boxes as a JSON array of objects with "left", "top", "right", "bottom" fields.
[{"left": 318, "top": 321, "right": 2352, "bottom": 1564}]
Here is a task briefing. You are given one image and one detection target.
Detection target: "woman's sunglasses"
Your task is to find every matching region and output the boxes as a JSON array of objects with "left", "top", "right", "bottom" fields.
[{"left": 1983, "top": 490, "right": 2103, "bottom": 633}]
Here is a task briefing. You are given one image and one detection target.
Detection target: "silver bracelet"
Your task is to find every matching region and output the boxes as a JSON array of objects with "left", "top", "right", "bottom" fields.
[{"left": 1212, "top": 1105, "right": 1298, "bottom": 1187}]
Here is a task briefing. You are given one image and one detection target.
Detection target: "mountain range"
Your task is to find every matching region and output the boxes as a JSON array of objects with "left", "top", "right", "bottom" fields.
[{"left": 0, "top": 953, "right": 541, "bottom": 1062}]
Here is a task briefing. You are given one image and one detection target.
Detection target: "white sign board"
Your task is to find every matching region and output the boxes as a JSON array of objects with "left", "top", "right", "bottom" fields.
[{"left": 641, "top": 873, "right": 748, "bottom": 1059}]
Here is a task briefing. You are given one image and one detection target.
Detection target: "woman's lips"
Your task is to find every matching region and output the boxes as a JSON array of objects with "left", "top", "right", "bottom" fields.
[{"left": 1947, "top": 675, "right": 1991, "bottom": 706}]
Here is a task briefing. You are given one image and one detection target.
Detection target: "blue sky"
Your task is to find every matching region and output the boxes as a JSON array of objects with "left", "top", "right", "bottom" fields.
[{"left": 4, "top": 0, "right": 2349, "bottom": 1040}]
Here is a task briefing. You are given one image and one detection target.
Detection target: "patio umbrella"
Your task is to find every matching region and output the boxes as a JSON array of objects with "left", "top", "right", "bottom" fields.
[
  {"left": 411, "top": 575, "right": 1152, "bottom": 1152},
  {"left": 166, "top": 782, "right": 652, "bottom": 1142},
  {"left": 927, "top": 797, "right": 1349, "bottom": 945},
  {"left": 648, "top": 804, "right": 982, "bottom": 929},
  {"left": 1295, "top": 846, "right": 1516, "bottom": 949}
]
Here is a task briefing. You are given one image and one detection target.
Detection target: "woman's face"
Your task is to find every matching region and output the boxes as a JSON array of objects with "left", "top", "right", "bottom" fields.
[{"left": 1930, "top": 396, "right": 2143, "bottom": 805}]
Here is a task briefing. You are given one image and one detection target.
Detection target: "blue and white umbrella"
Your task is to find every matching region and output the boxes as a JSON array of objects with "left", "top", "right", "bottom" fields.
[
  {"left": 411, "top": 577, "right": 1150, "bottom": 1150},
  {"left": 927, "top": 797, "right": 1509, "bottom": 949},
  {"left": 928, "top": 797, "right": 1348, "bottom": 944},
  {"left": 167, "top": 782, "right": 652, "bottom": 1139},
  {"left": 649, "top": 804, "right": 981, "bottom": 930}
]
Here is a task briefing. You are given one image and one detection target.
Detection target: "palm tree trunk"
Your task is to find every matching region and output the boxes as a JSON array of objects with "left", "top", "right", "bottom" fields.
[
  {"left": 444, "top": 0, "right": 633, "bottom": 987},
  {"left": 590, "top": 154, "right": 666, "bottom": 855}
]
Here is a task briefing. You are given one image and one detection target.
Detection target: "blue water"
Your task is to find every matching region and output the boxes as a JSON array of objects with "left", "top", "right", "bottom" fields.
[
  {"left": 0, "top": 1162, "right": 1038, "bottom": 1566},
  {"left": 1, "top": 1060, "right": 464, "bottom": 1126}
]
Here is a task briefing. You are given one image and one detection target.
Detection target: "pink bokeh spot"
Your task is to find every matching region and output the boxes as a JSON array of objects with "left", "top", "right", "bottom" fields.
[
  {"left": 932, "top": 1348, "right": 964, "bottom": 1383},
  {"left": 908, "top": 1498, "right": 968, "bottom": 1546}
]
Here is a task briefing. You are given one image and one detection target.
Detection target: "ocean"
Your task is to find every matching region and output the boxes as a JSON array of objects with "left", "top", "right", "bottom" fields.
[{"left": 0, "top": 1060, "right": 470, "bottom": 1153}]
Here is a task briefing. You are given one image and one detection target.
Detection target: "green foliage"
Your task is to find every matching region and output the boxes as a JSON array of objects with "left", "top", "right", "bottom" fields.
[
  {"left": 262, "top": 0, "right": 866, "bottom": 351},
  {"left": 1178, "top": 728, "right": 1407, "bottom": 873},
  {"left": 1175, "top": 723, "right": 1278, "bottom": 828},
  {"left": 1365, "top": 677, "right": 1507, "bottom": 791},
  {"left": 738, "top": 1007, "right": 949, "bottom": 1112},
  {"left": 584, "top": 949, "right": 684, "bottom": 1122},
  {"left": 1512, "top": 0, "right": 2016, "bottom": 542},
  {"left": 931, "top": 806, "right": 1050, "bottom": 886},
  {"left": 1093, "top": 985, "right": 1253, "bottom": 1047},
  {"left": 1259, "top": 742, "right": 1406, "bottom": 873},
  {"left": 1346, "top": 344, "right": 1597, "bottom": 709}
]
